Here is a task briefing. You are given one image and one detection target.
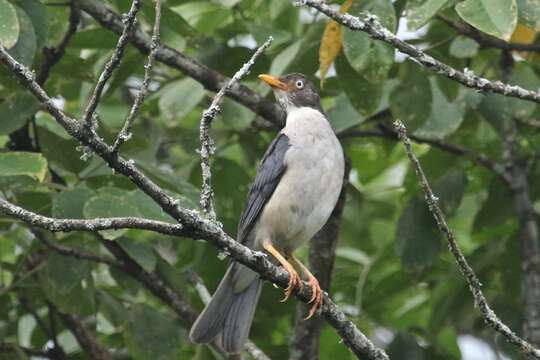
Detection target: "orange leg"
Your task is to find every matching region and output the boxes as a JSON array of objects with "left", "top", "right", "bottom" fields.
[
  {"left": 291, "top": 256, "right": 323, "bottom": 320},
  {"left": 263, "top": 243, "right": 303, "bottom": 302}
]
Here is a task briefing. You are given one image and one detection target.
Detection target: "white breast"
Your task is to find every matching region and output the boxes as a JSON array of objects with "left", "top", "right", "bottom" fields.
[{"left": 256, "top": 107, "right": 345, "bottom": 252}]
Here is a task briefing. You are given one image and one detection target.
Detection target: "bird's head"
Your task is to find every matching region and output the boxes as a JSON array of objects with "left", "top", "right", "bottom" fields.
[{"left": 258, "top": 73, "right": 322, "bottom": 113}]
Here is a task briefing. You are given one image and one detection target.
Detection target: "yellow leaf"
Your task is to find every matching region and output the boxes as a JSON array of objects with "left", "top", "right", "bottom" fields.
[
  {"left": 319, "top": 0, "right": 353, "bottom": 89},
  {"left": 511, "top": 24, "right": 537, "bottom": 44}
]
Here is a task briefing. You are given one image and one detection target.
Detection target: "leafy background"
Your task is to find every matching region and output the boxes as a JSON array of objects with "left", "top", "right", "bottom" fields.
[{"left": 1, "top": 0, "right": 540, "bottom": 359}]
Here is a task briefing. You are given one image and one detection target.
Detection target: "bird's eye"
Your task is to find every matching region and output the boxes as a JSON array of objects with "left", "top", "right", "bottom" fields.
[{"left": 295, "top": 80, "right": 304, "bottom": 89}]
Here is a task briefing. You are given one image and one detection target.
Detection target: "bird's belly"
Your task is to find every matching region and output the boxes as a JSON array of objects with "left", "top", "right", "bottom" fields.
[{"left": 256, "top": 146, "right": 343, "bottom": 253}]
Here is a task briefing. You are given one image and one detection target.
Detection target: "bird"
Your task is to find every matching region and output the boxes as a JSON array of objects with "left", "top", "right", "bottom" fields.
[{"left": 189, "top": 73, "right": 345, "bottom": 353}]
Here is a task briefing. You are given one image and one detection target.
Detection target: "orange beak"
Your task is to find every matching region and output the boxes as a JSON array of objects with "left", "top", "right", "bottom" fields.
[{"left": 258, "top": 74, "right": 289, "bottom": 90}]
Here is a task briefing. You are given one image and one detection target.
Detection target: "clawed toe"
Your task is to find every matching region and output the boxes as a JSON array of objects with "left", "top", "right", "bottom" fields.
[
  {"left": 281, "top": 270, "right": 302, "bottom": 302},
  {"left": 304, "top": 276, "right": 323, "bottom": 320}
]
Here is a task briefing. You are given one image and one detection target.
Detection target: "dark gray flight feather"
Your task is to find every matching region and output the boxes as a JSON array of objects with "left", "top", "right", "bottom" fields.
[
  {"left": 237, "top": 133, "right": 290, "bottom": 246},
  {"left": 189, "top": 133, "right": 290, "bottom": 353}
]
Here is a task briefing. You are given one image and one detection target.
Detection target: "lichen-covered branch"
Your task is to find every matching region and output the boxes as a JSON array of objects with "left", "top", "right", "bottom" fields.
[
  {"left": 393, "top": 119, "right": 540, "bottom": 359},
  {"left": 199, "top": 36, "right": 273, "bottom": 219},
  {"left": 0, "top": 197, "right": 185, "bottom": 236},
  {"left": 112, "top": 0, "right": 161, "bottom": 153},
  {"left": 295, "top": 0, "right": 540, "bottom": 104},
  {"left": 0, "top": 46, "right": 386, "bottom": 360},
  {"left": 82, "top": 0, "right": 141, "bottom": 128}
]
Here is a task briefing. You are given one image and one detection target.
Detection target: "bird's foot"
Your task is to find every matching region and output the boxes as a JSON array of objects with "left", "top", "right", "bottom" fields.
[
  {"left": 304, "top": 275, "right": 323, "bottom": 320},
  {"left": 280, "top": 266, "right": 303, "bottom": 302}
]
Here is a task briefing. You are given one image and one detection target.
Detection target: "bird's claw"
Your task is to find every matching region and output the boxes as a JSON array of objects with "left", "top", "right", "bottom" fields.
[
  {"left": 304, "top": 276, "right": 323, "bottom": 320},
  {"left": 280, "top": 269, "right": 302, "bottom": 302}
]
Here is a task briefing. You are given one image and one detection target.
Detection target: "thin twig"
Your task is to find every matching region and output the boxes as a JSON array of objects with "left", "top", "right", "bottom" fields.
[
  {"left": 438, "top": 15, "right": 540, "bottom": 54},
  {"left": 393, "top": 119, "right": 540, "bottom": 359},
  {"left": 36, "top": 2, "right": 80, "bottom": 85},
  {"left": 0, "top": 42, "right": 387, "bottom": 360},
  {"left": 295, "top": 0, "right": 540, "bottom": 104},
  {"left": 82, "top": 0, "right": 142, "bottom": 128},
  {"left": 112, "top": 0, "right": 162, "bottom": 153},
  {"left": 32, "top": 229, "right": 119, "bottom": 267},
  {"left": 339, "top": 124, "right": 511, "bottom": 185},
  {"left": 199, "top": 36, "right": 273, "bottom": 219}
]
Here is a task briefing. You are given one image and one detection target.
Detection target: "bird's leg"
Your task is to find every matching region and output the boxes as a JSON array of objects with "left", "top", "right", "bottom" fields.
[
  {"left": 291, "top": 256, "right": 323, "bottom": 320},
  {"left": 262, "top": 243, "right": 303, "bottom": 302}
]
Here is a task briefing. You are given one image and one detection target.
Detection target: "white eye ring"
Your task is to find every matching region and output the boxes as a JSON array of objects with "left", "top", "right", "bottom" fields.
[{"left": 295, "top": 80, "right": 304, "bottom": 89}]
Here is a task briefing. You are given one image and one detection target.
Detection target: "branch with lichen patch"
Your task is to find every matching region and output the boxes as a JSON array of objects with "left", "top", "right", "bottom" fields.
[
  {"left": 393, "top": 119, "right": 540, "bottom": 359},
  {"left": 199, "top": 36, "right": 273, "bottom": 219},
  {"left": 82, "top": 0, "right": 141, "bottom": 129},
  {"left": 295, "top": 0, "right": 540, "bottom": 104},
  {"left": 112, "top": 0, "right": 161, "bottom": 153}
]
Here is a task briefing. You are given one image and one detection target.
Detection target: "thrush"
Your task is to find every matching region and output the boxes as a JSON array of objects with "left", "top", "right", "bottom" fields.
[{"left": 189, "top": 73, "right": 345, "bottom": 353}]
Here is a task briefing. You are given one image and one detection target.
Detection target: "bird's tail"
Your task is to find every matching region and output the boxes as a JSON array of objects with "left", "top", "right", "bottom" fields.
[{"left": 189, "top": 262, "right": 262, "bottom": 353}]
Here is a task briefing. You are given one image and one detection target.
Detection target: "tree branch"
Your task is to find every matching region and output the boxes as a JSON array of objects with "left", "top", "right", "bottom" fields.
[
  {"left": 289, "top": 162, "right": 350, "bottom": 360},
  {"left": 393, "top": 119, "right": 540, "bottom": 359},
  {"left": 58, "top": 311, "right": 112, "bottom": 360},
  {"left": 82, "top": 0, "right": 141, "bottom": 128},
  {"left": 0, "top": 197, "right": 185, "bottom": 236},
  {"left": 295, "top": 0, "right": 540, "bottom": 104},
  {"left": 75, "top": 0, "right": 285, "bottom": 126},
  {"left": 36, "top": 2, "right": 81, "bottom": 85},
  {"left": 438, "top": 15, "right": 540, "bottom": 53},
  {"left": 0, "top": 343, "right": 51, "bottom": 358},
  {"left": 339, "top": 123, "right": 511, "bottom": 185},
  {"left": 0, "top": 41, "right": 387, "bottom": 360},
  {"left": 111, "top": 0, "right": 161, "bottom": 154},
  {"left": 199, "top": 36, "right": 273, "bottom": 219}
]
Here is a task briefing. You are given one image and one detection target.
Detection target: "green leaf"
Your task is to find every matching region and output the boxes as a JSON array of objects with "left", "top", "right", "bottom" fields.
[
  {"left": 0, "top": 0, "right": 19, "bottom": 49},
  {"left": 390, "top": 63, "right": 432, "bottom": 132},
  {"left": 124, "top": 304, "right": 182, "bottom": 360},
  {"left": 41, "top": 252, "right": 90, "bottom": 295},
  {"left": 83, "top": 193, "right": 141, "bottom": 240},
  {"left": 7, "top": 5, "right": 37, "bottom": 66},
  {"left": 387, "top": 333, "right": 425, "bottom": 360},
  {"left": 326, "top": 93, "right": 365, "bottom": 132},
  {"left": 118, "top": 238, "right": 157, "bottom": 273},
  {"left": 171, "top": 2, "right": 232, "bottom": 33},
  {"left": 158, "top": 78, "right": 205, "bottom": 125},
  {"left": 413, "top": 79, "right": 466, "bottom": 139},
  {"left": 508, "top": 63, "right": 539, "bottom": 119},
  {"left": 456, "top": 0, "right": 518, "bottom": 41},
  {"left": 269, "top": 41, "right": 302, "bottom": 76},
  {"left": 406, "top": 0, "right": 449, "bottom": 31},
  {"left": 12, "top": 0, "right": 47, "bottom": 48},
  {"left": 517, "top": 0, "right": 540, "bottom": 30},
  {"left": 342, "top": 0, "right": 395, "bottom": 83},
  {"left": 0, "top": 92, "right": 40, "bottom": 134},
  {"left": 0, "top": 152, "right": 48, "bottom": 182},
  {"left": 449, "top": 36, "right": 479, "bottom": 58},
  {"left": 396, "top": 170, "right": 467, "bottom": 268},
  {"left": 335, "top": 55, "right": 383, "bottom": 116},
  {"left": 52, "top": 187, "right": 94, "bottom": 219}
]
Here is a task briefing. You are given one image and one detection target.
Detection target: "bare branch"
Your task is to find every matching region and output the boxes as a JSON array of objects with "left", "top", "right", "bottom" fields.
[
  {"left": 393, "top": 119, "right": 540, "bottom": 359},
  {"left": 199, "top": 36, "right": 273, "bottom": 219},
  {"left": 296, "top": 0, "right": 540, "bottom": 104},
  {"left": 0, "top": 197, "right": 185, "bottom": 236},
  {"left": 58, "top": 311, "right": 111, "bottom": 360},
  {"left": 82, "top": 0, "right": 142, "bottom": 128},
  {"left": 0, "top": 41, "right": 387, "bottom": 360},
  {"left": 438, "top": 15, "right": 540, "bottom": 54},
  {"left": 339, "top": 123, "right": 511, "bottom": 185},
  {"left": 112, "top": 0, "right": 162, "bottom": 153},
  {"left": 36, "top": 2, "right": 80, "bottom": 85},
  {"left": 75, "top": 0, "right": 285, "bottom": 126}
]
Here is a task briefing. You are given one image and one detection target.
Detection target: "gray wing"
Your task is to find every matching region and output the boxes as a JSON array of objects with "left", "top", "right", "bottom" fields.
[{"left": 237, "top": 133, "right": 290, "bottom": 245}]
